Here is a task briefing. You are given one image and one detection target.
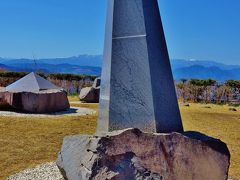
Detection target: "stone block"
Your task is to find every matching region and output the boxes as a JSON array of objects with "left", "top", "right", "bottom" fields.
[
  {"left": 57, "top": 129, "right": 230, "bottom": 180},
  {"left": 0, "top": 90, "right": 69, "bottom": 113}
]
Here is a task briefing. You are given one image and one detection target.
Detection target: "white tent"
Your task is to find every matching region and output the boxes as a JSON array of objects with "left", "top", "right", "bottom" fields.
[{"left": 6, "top": 72, "right": 61, "bottom": 92}]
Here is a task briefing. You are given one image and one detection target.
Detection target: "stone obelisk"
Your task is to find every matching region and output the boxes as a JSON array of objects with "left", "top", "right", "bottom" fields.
[{"left": 97, "top": 0, "right": 183, "bottom": 133}]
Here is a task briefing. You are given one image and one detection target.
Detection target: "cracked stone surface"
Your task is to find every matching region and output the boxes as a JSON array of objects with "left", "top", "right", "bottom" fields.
[
  {"left": 98, "top": 0, "right": 183, "bottom": 133},
  {"left": 57, "top": 128, "right": 230, "bottom": 180}
]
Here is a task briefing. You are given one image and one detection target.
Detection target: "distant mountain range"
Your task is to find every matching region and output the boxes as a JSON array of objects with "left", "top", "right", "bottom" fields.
[
  {"left": 0, "top": 56, "right": 239, "bottom": 81},
  {"left": 0, "top": 63, "right": 9, "bottom": 71},
  {"left": 0, "top": 55, "right": 102, "bottom": 75},
  {"left": 170, "top": 59, "right": 240, "bottom": 81}
]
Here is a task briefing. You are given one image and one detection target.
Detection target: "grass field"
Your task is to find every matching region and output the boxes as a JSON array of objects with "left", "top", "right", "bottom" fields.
[
  {"left": 181, "top": 103, "right": 240, "bottom": 179},
  {"left": 0, "top": 100, "right": 239, "bottom": 179}
]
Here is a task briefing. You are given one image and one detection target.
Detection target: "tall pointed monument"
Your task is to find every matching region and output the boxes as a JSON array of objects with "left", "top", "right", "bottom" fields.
[
  {"left": 97, "top": 0, "right": 183, "bottom": 133},
  {"left": 57, "top": 1, "right": 230, "bottom": 179}
]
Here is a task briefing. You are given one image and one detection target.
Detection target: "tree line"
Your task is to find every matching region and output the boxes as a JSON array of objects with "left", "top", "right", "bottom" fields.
[
  {"left": 176, "top": 79, "right": 240, "bottom": 104},
  {"left": 0, "top": 71, "right": 240, "bottom": 104},
  {"left": 0, "top": 71, "right": 96, "bottom": 81},
  {"left": 0, "top": 72, "right": 96, "bottom": 94}
]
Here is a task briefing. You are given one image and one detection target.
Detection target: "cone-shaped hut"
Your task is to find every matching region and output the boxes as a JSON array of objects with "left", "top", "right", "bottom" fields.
[{"left": 3, "top": 72, "right": 70, "bottom": 113}]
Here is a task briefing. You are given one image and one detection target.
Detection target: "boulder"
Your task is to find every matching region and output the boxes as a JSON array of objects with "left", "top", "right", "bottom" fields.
[
  {"left": 79, "top": 78, "right": 100, "bottom": 103},
  {"left": 92, "top": 77, "right": 101, "bottom": 88},
  {"left": 57, "top": 128, "right": 230, "bottom": 180},
  {"left": 229, "top": 108, "right": 237, "bottom": 112},
  {"left": 0, "top": 90, "right": 70, "bottom": 113},
  {"left": 180, "top": 103, "right": 190, "bottom": 107}
]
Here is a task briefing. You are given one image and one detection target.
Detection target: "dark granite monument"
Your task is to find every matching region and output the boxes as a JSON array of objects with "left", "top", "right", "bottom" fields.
[
  {"left": 56, "top": 1, "right": 230, "bottom": 179},
  {"left": 97, "top": 0, "right": 183, "bottom": 133}
]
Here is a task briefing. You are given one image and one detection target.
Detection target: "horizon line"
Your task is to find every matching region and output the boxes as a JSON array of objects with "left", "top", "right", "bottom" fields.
[{"left": 0, "top": 55, "right": 239, "bottom": 66}]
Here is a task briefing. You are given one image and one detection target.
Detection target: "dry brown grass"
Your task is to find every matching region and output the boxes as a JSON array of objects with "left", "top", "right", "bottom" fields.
[
  {"left": 181, "top": 103, "right": 240, "bottom": 179},
  {"left": 68, "top": 95, "right": 80, "bottom": 102},
  {"left": 0, "top": 103, "right": 97, "bottom": 180},
  {"left": 70, "top": 102, "right": 99, "bottom": 110},
  {"left": 0, "top": 100, "right": 239, "bottom": 179}
]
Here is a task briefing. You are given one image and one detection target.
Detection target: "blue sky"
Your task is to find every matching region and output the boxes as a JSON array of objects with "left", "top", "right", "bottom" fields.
[{"left": 0, "top": 0, "right": 239, "bottom": 65}]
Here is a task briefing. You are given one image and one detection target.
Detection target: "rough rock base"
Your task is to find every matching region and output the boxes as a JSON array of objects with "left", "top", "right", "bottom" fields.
[
  {"left": 0, "top": 90, "right": 70, "bottom": 113},
  {"left": 57, "top": 128, "right": 230, "bottom": 180}
]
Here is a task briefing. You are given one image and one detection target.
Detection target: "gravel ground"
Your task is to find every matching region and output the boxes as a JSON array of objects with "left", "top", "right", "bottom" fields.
[
  {"left": 7, "top": 162, "right": 236, "bottom": 180},
  {"left": 0, "top": 107, "right": 96, "bottom": 117},
  {"left": 7, "top": 162, "right": 64, "bottom": 180}
]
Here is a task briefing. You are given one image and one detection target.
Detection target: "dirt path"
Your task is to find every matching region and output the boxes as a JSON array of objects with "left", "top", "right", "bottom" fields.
[
  {"left": 0, "top": 107, "right": 96, "bottom": 117},
  {"left": 7, "top": 162, "right": 63, "bottom": 180}
]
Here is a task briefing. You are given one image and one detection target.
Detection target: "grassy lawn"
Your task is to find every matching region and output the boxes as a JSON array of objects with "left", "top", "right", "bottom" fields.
[
  {"left": 181, "top": 103, "right": 240, "bottom": 179},
  {"left": 0, "top": 103, "right": 98, "bottom": 180},
  {"left": 0, "top": 100, "right": 239, "bottom": 179},
  {"left": 68, "top": 95, "right": 80, "bottom": 102}
]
